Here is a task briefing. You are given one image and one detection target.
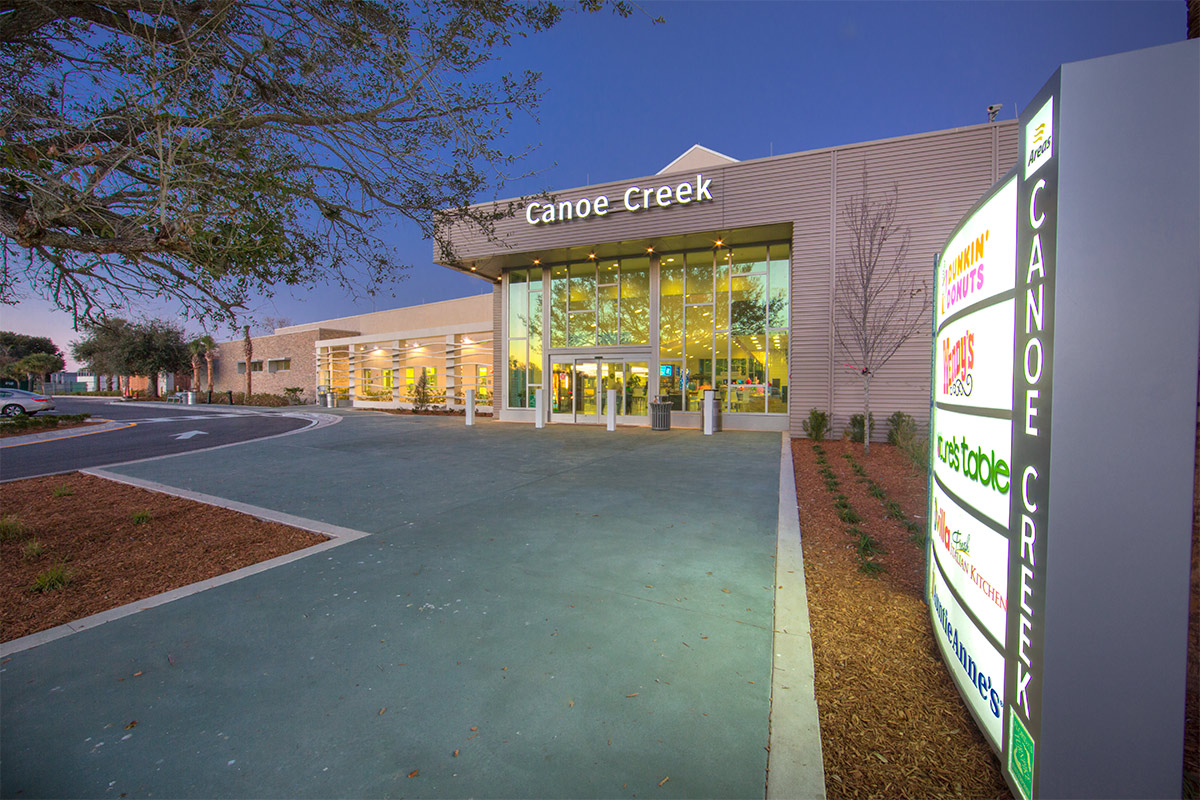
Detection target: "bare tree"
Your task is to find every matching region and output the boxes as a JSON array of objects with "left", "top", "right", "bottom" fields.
[{"left": 834, "top": 167, "right": 926, "bottom": 455}]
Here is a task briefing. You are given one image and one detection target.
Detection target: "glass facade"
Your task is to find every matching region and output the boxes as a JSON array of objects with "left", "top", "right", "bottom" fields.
[
  {"left": 317, "top": 332, "right": 492, "bottom": 406},
  {"left": 506, "top": 239, "right": 789, "bottom": 421}
]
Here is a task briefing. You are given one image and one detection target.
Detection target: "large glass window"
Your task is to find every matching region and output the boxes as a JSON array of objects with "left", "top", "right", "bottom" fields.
[
  {"left": 658, "top": 241, "right": 790, "bottom": 415},
  {"left": 507, "top": 269, "right": 543, "bottom": 408},
  {"left": 548, "top": 257, "right": 652, "bottom": 348}
]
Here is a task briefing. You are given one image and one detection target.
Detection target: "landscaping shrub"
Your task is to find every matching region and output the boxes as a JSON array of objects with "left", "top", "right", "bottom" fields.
[
  {"left": 0, "top": 515, "right": 26, "bottom": 541},
  {"left": 847, "top": 413, "right": 875, "bottom": 443},
  {"left": 886, "top": 411, "right": 916, "bottom": 445},
  {"left": 228, "top": 392, "right": 290, "bottom": 407},
  {"left": 802, "top": 408, "right": 830, "bottom": 441},
  {"left": 31, "top": 563, "right": 72, "bottom": 593}
]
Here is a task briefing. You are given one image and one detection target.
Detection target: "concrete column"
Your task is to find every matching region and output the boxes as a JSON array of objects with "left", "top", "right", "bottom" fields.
[
  {"left": 534, "top": 388, "right": 545, "bottom": 429},
  {"left": 606, "top": 388, "right": 617, "bottom": 431},
  {"left": 445, "top": 334, "right": 457, "bottom": 408},
  {"left": 465, "top": 389, "right": 475, "bottom": 426}
]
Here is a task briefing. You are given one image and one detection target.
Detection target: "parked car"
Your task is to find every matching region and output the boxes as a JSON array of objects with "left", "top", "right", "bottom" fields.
[{"left": 0, "top": 389, "right": 55, "bottom": 416}]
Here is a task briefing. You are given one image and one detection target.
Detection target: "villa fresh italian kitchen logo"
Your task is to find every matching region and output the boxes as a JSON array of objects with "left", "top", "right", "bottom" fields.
[{"left": 1024, "top": 97, "right": 1054, "bottom": 179}]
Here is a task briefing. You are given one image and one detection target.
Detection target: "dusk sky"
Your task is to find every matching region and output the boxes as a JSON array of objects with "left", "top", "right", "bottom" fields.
[{"left": 4, "top": 1, "right": 1184, "bottom": 368}]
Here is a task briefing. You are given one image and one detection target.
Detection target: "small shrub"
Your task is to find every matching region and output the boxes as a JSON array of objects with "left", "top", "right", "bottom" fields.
[
  {"left": 884, "top": 499, "right": 905, "bottom": 519},
  {"left": 283, "top": 387, "right": 304, "bottom": 405},
  {"left": 859, "top": 560, "right": 887, "bottom": 577},
  {"left": 854, "top": 530, "right": 885, "bottom": 558},
  {"left": 887, "top": 411, "right": 917, "bottom": 445},
  {"left": 132, "top": 510, "right": 152, "bottom": 525},
  {"left": 408, "top": 373, "right": 433, "bottom": 412},
  {"left": 802, "top": 408, "right": 830, "bottom": 441},
  {"left": 32, "top": 563, "right": 72, "bottom": 592},
  {"left": 0, "top": 515, "right": 25, "bottom": 541},
  {"left": 868, "top": 484, "right": 886, "bottom": 499},
  {"left": 848, "top": 413, "right": 875, "bottom": 443},
  {"left": 837, "top": 506, "right": 862, "bottom": 524},
  {"left": 22, "top": 539, "right": 44, "bottom": 559},
  {"left": 52, "top": 484, "right": 74, "bottom": 497}
]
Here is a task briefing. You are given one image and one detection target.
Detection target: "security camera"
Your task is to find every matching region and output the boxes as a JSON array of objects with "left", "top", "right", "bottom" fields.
[{"left": 987, "top": 103, "right": 1004, "bottom": 122}]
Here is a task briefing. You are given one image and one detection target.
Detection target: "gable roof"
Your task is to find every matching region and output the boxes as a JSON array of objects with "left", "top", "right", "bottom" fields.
[{"left": 657, "top": 144, "right": 739, "bottom": 175}]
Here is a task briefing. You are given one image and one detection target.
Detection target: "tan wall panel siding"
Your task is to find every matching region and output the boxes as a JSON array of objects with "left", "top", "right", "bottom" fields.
[{"left": 443, "top": 120, "right": 1021, "bottom": 438}]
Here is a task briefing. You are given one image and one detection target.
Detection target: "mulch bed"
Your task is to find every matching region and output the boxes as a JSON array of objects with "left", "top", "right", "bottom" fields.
[
  {"left": 0, "top": 473, "right": 327, "bottom": 642},
  {"left": 793, "top": 439, "right": 1011, "bottom": 799}
]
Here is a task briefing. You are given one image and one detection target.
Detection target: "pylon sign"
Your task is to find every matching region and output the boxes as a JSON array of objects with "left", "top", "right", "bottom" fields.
[{"left": 927, "top": 40, "right": 1198, "bottom": 800}]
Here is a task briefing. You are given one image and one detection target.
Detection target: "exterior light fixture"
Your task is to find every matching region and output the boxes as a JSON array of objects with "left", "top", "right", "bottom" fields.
[
  {"left": 533, "top": 259, "right": 541, "bottom": 265},
  {"left": 588, "top": 252, "right": 596, "bottom": 259},
  {"left": 715, "top": 239, "right": 723, "bottom": 247},
  {"left": 470, "top": 265, "right": 477, "bottom": 271}
]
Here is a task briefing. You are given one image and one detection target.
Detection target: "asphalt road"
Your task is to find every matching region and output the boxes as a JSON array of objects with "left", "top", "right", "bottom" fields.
[{"left": 0, "top": 397, "right": 317, "bottom": 481}]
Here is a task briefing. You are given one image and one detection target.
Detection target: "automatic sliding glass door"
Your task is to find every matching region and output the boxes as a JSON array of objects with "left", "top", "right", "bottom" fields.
[{"left": 549, "top": 358, "right": 650, "bottom": 423}]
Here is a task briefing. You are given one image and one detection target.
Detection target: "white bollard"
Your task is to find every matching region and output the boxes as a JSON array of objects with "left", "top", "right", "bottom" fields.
[
  {"left": 465, "top": 389, "right": 475, "bottom": 426},
  {"left": 703, "top": 389, "right": 715, "bottom": 435},
  {"left": 606, "top": 388, "right": 617, "bottom": 431},
  {"left": 534, "top": 388, "right": 545, "bottom": 429}
]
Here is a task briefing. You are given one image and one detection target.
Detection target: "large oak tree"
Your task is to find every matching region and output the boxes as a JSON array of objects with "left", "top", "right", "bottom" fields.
[{"left": 1, "top": 0, "right": 633, "bottom": 325}]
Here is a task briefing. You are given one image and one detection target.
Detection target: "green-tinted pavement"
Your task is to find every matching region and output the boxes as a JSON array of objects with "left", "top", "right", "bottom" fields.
[{"left": 1, "top": 416, "right": 808, "bottom": 799}]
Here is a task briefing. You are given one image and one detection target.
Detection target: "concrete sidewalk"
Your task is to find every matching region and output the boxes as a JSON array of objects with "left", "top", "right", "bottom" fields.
[{"left": 0, "top": 415, "right": 822, "bottom": 799}]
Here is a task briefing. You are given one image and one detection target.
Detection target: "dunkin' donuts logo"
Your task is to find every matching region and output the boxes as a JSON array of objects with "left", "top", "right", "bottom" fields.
[
  {"left": 942, "top": 230, "right": 988, "bottom": 315},
  {"left": 942, "top": 329, "right": 975, "bottom": 397}
]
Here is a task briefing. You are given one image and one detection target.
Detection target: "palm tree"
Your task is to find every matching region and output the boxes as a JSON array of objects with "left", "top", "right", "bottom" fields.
[
  {"left": 242, "top": 326, "right": 252, "bottom": 403},
  {"left": 201, "top": 336, "right": 218, "bottom": 396},
  {"left": 188, "top": 335, "right": 216, "bottom": 396}
]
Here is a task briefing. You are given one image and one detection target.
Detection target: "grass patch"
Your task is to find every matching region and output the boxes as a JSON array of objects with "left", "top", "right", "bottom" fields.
[
  {"left": 31, "top": 563, "right": 72, "bottom": 593},
  {"left": 22, "top": 539, "right": 44, "bottom": 559},
  {"left": 0, "top": 515, "right": 26, "bottom": 541},
  {"left": 52, "top": 484, "right": 74, "bottom": 497},
  {"left": 131, "top": 510, "right": 152, "bottom": 525}
]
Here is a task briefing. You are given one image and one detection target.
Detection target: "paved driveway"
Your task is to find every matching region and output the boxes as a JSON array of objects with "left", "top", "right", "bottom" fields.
[{"left": 1, "top": 416, "right": 785, "bottom": 798}]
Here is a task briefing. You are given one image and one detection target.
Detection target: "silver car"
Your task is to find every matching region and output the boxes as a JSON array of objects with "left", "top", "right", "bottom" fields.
[{"left": 0, "top": 389, "right": 56, "bottom": 416}]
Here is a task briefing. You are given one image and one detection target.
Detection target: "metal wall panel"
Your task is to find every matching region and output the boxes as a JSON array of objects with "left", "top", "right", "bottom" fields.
[{"left": 443, "top": 121, "right": 1020, "bottom": 437}]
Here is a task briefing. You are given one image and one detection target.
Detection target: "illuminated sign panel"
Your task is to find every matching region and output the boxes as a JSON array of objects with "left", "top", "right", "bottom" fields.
[
  {"left": 524, "top": 174, "right": 714, "bottom": 225},
  {"left": 928, "top": 85, "right": 1057, "bottom": 800}
]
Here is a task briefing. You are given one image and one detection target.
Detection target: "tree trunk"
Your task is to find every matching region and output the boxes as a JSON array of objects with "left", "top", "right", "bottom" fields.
[
  {"left": 243, "top": 325, "right": 252, "bottom": 403},
  {"left": 864, "top": 373, "right": 872, "bottom": 456},
  {"left": 191, "top": 354, "right": 201, "bottom": 391},
  {"left": 149, "top": 371, "right": 159, "bottom": 398},
  {"left": 205, "top": 354, "right": 214, "bottom": 393}
]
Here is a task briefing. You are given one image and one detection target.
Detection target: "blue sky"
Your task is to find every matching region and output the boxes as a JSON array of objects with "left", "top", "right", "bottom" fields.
[{"left": 5, "top": 1, "right": 1184, "bottom": 366}]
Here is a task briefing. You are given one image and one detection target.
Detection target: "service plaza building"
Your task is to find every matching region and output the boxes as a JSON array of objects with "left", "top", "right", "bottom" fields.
[{"left": 437, "top": 120, "right": 1018, "bottom": 435}]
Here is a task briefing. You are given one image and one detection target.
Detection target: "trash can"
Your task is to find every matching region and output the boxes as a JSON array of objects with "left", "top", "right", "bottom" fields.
[
  {"left": 649, "top": 400, "right": 672, "bottom": 431},
  {"left": 184, "top": 391, "right": 197, "bottom": 405}
]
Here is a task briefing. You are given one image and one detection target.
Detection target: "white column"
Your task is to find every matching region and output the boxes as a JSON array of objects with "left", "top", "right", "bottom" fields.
[
  {"left": 534, "top": 388, "right": 545, "bottom": 428},
  {"left": 465, "top": 388, "right": 475, "bottom": 426},
  {"left": 703, "top": 388, "right": 716, "bottom": 435},
  {"left": 606, "top": 388, "right": 617, "bottom": 431}
]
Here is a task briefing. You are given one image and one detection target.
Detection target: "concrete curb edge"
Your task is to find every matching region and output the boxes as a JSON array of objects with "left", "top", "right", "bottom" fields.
[
  {"left": 766, "top": 432, "right": 827, "bottom": 799},
  {"left": 0, "top": 470, "right": 371, "bottom": 659}
]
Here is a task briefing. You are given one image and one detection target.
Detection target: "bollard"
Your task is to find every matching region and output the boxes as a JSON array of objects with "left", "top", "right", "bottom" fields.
[
  {"left": 703, "top": 389, "right": 715, "bottom": 435},
  {"left": 534, "top": 388, "right": 545, "bottom": 428},
  {"left": 606, "top": 388, "right": 617, "bottom": 431},
  {"left": 465, "top": 389, "right": 475, "bottom": 426}
]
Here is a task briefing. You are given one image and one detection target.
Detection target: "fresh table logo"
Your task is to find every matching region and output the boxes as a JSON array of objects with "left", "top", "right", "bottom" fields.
[
  {"left": 942, "top": 329, "right": 975, "bottom": 397},
  {"left": 937, "top": 433, "right": 1011, "bottom": 494}
]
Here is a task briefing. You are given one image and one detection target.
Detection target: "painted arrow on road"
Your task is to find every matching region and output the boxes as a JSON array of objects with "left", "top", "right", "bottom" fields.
[{"left": 172, "top": 430, "right": 209, "bottom": 440}]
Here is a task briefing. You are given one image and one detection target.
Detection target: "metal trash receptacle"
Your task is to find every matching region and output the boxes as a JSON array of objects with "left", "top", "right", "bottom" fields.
[
  {"left": 184, "top": 391, "right": 197, "bottom": 405},
  {"left": 649, "top": 401, "right": 672, "bottom": 431}
]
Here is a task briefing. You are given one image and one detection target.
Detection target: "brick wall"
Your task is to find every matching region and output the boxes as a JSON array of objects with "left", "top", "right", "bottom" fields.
[{"left": 210, "top": 328, "right": 358, "bottom": 402}]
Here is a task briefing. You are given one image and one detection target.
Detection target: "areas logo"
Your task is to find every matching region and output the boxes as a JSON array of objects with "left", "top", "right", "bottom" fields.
[
  {"left": 942, "top": 329, "right": 975, "bottom": 397},
  {"left": 1024, "top": 97, "right": 1054, "bottom": 179}
]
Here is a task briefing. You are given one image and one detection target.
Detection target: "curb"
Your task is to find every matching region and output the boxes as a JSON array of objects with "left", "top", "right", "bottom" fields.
[
  {"left": 767, "top": 432, "right": 827, "bottom": 799},
  {"left": 0, "top": 472, "right": 371, "bottom": 658},
  {"left": 0, "top": 419, "right": 134, "bottom": 448}
]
